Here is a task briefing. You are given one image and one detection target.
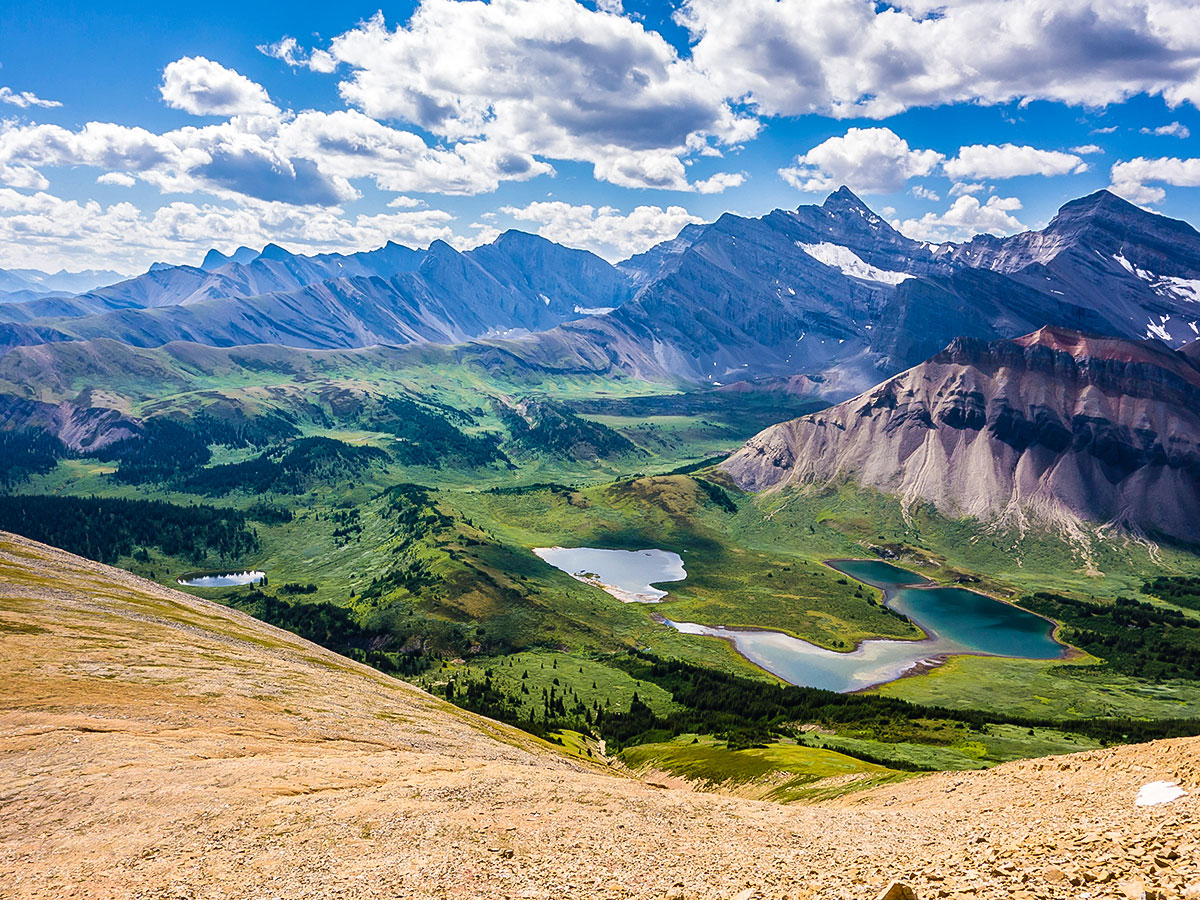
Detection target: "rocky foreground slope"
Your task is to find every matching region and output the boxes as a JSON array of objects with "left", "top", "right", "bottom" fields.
[
  {"left": 1, "top": 532, "right": 1197, "bottom": 899},
  {"left": 723, "top": 326, "right": 1200, "bottom": 544}
]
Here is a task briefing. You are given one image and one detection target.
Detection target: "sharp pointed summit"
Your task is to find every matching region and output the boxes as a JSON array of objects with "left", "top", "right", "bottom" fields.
[{"left": 821, "top": 185, "right": 871, "bottom": 212}]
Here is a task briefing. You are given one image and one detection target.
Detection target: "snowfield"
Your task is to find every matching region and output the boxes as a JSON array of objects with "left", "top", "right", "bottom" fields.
[{"left": 799, "top": 242, "right": 912, "bottom": 285}]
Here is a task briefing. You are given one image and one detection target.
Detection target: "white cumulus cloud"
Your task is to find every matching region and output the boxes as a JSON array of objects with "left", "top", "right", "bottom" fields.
[
  {"left": 1141, "top": 122, "right": 1191, "bottom": 138},
  {"left": 780, "top": 127, "right": 943, "bottom": 194},
  {"left": 0, "top": 106, "right": 556, "bottom": 207},
  {"left": 944, "top": 144, "right": 1088, "bottom": 180},
  {"left": 322, "top": 2, "right": 755, "bottom": 191},
  {"left": 949, "top": 182, "right": 987, "bottom": 197},
  {"left": 258, "top": 37, "right": 337, "bottom": 74},
  {"left": 96, "top": 172, "right": 136, "bottom": 187},
  {"left": 500, "top": 200, "right": 705, "bottom": 261},
  {"left": 678, "top": 0, "right": 1200, "bottom": 119},
  {"left": 160, "top": 57, "right": 278, "bottom": 117},
  {"left": 895, "top": 195, "right": 1026, "bottom": 242},
  {"left": 0, "top": 86, "right": 62, "bottom": 109},
  {"left": 1110, "top": 156, "right": 1200, "bottom": 207}
]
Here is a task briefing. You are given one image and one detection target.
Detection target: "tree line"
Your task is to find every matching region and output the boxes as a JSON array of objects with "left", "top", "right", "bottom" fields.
[{"left": 0, "top": 495, "right": 259, "bottom": 564}]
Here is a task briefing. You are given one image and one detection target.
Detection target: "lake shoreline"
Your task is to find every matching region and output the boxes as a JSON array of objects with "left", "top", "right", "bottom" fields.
[
  {"left": 664, "top": 557, "right": 1069, "bottom": 692},
  {"left": 533, "top": 546, "right": 686, "bottom": 604}
]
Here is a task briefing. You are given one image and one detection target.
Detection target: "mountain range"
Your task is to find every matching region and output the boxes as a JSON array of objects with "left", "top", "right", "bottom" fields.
[
  {"left": 722, "top": 325, "right": 1200, "bottom": 545},
  {"left": 2, "top": 187, "right": 1200, "bottom": 543},
  {"left": 2, "top": 189, "right": 1198, "bottom": 399},
  {"left": 0, "top": 265, "right": 126, "bottom": 300},
  {"left": 0, "top": 233, "right": 629, "bottom": 350}
]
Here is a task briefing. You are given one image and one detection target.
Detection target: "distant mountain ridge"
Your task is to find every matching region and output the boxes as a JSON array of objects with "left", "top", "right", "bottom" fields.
[
  {"left": 1, "top": 189, "right": 1199, "bottom": 399},
  {"left": 0, "top": 232, "right": 631, "bottom": 350},
  {"left": 722, "top": 325, "right": 1200, "bottom": 545},
  {"left": 0, "top": 266, "right": 127, "bottom": 299}
]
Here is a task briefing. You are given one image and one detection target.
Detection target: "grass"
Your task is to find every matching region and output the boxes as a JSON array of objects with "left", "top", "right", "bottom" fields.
[
  {"left": 811, "top": 722, "right": 1100, "bottom": 772},
  {"left": 417, "top": 650, "right": 679, "bottom": 720},
  {"left": 872, "top": 654, "right": 1200, "bottom": 720},
  {"left": 9, "top": 346, "right": 1200, "bottom": 781},
  {"left": 618, "top": 734, "right": 909, "bottom": 802},
  {"left": 457, "top": 476, "right": 920, "bottom": 651},
  {"left": 20, "top": 441, "right": 1200, "bottom": 713}
]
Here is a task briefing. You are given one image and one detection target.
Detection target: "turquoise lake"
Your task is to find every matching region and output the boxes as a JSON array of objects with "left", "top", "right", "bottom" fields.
[{"left": 668, "top": 558, "right": 1065, "bottom": 692}]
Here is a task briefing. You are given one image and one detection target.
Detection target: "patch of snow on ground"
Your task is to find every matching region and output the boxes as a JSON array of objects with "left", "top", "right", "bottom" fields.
[
  {"left": 1146, "top": 317, "right": 1172, "bottom": 341},
  {"left": 573, "top": 305, "right": 616, "bottom": 316},
  {"left": 539, "top": 294, "right": 551, "bottom": 306},
  {"left": 1136, "top": 781, "right": 1186, "bottom": 807},
  {"left": 798, "top": 242, "right": 912, "bottom": 285},
  {"left": 1157, "top": 275, "right": 1200, "bottom": 302}
]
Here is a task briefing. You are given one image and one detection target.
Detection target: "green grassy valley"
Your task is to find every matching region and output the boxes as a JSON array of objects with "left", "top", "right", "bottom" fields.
[{"left": 4, "top": 346, "right": 1200, "bottom": 799}]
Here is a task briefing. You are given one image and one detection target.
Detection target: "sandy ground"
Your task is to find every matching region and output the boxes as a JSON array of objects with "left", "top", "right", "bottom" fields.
[{"left": 0, "top": 532, "right": 1197, "bottom": 900}]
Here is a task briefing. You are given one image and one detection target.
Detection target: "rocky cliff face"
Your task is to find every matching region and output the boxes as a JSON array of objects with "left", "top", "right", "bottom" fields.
[
  {"left": 0, "top": 393, "right": 140, "bottom": 451},
  {"left": 949, "top": 190, "right": 1200, "bottom": 348},
  {"left": 722, "top": 326, "right": 1200, "bottom": 543}
]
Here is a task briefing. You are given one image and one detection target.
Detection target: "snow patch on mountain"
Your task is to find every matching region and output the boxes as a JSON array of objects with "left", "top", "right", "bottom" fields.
[
  {"left": 1115, "top": 253, "right": 1200, "bottom": 303},
  {"left": 798, "top": 242, "right": 912, "bottom": 285},
  {"left": 1158, "top": 276, "right": 1200, "bottom": 302}
]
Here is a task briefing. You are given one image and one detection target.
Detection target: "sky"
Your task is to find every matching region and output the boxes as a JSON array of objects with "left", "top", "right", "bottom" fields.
[{"left": 1, "top": 0, "right": 1199, "bottom": 274}]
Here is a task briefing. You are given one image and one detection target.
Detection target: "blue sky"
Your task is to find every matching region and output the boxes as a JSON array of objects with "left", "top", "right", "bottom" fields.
[{"left": 1, "top": 0, "right": 1198, "bottom": 273}]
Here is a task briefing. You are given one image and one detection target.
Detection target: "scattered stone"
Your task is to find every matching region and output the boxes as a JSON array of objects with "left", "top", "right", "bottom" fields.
[{"left": 876, "top": 882, "right": 917, "bottom": 900}]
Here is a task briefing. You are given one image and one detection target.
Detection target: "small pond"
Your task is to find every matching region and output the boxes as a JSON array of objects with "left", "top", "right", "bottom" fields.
[
  {"left": 533, "top": 547, "right": 686, "bottom": 603},
  {"left": 178, "top": 570, "right": 266, "bottom": 588}
]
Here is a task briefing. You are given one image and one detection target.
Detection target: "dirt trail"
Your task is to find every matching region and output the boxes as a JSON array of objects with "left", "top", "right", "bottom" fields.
[{"left": 0, "top": 532, "right": 1196, "bottom": 900}]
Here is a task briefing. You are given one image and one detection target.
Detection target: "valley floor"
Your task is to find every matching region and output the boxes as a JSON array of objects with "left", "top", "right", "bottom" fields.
[{"left": 1, "top": 532, "right": 1197, "bottom": 900}]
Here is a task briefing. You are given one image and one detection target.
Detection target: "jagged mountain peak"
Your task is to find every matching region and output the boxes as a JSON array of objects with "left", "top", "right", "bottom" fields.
[
  {"left": 481, "top": 229, "right": 615, "bottom": 266},
  {"left": 199, "top": 246, "right": 260, "bottom": 272},
  {"left": 796, "top": 188, "right": 912, "bottom": 248},
  {"left": 1042, "top": 190, "right": 1200, "bottom": 255},
  {"left": 199, "top": 249, "right": 228, "bottom": 272},
  {"left": 957, "top": 188, "right": 1200, "bottom": 271},
  {"left": 257, "top": 243, "right": 294, "bottom": 263},
  {"left": 821, "top": 185, "right": 871, "bottom": 213},
  {"left": 491, "top": 229, "right": 553, "bottom": 248}
]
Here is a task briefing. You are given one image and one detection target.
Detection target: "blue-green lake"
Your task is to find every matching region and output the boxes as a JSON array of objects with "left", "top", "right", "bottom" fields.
[{"left": 667, "top": 558, "right": 1065, "bottom": 692}]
